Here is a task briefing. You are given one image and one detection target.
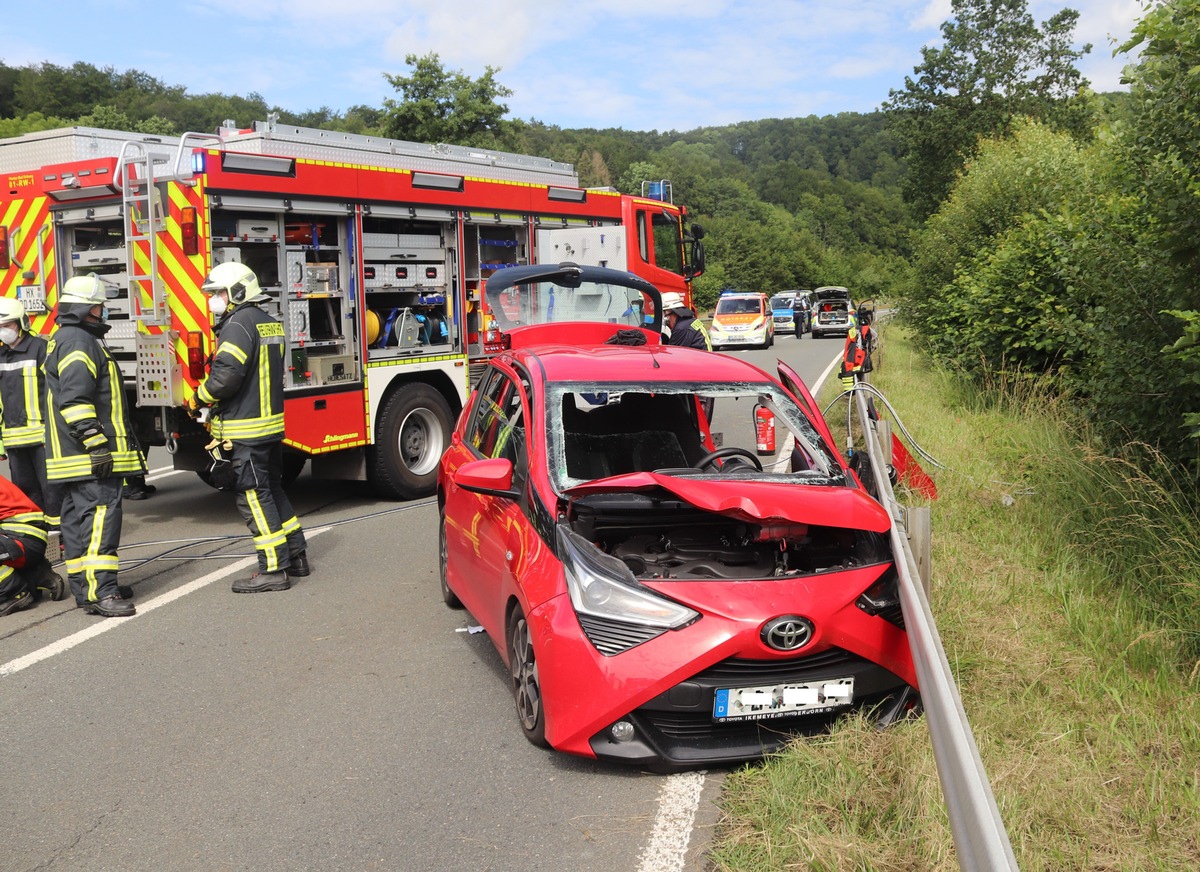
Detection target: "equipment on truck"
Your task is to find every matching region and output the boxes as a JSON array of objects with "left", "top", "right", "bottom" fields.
[{"left": 0, "top": 119, "right": 704, "bottom": 499}]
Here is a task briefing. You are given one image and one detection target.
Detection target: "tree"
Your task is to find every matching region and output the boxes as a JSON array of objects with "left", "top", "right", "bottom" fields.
[
  {"left": 380, "top": 53, "right": 514, "bottom": 146},
  {"left": 884, "top": 0, "right": 1092, "bottom": 218}
]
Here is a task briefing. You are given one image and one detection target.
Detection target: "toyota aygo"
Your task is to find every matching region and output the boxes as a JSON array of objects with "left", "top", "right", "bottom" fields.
[{"left": 438, "top": 263, "right": 918, "bottom": 770}]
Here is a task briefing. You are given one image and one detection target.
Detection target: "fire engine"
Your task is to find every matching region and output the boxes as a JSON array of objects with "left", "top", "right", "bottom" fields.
[{"left": 0, "top": 118, "right": 705, "bottom": 498}]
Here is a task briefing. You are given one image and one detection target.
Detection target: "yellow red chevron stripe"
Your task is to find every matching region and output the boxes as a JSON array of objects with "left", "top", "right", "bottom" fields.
[
  {"left": 162, "top": 181, "right": 211, "bottom": 385},
  {"left": 0, "top": 194, "right": 56, "bottom": 333}
]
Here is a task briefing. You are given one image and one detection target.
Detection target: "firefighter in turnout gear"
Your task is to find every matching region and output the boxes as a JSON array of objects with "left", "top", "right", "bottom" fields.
[
  {"left": 0, "top": 297, "right": 63, "bottom": 527},
  {"left": 0, "top": 474, "right": 65, "bottom": 615},
  {"left": 44, "top": 273, "right": 142, "bottom": 617},
  {"left": 661, "top": 291, "right": 711, "bottom": 351},
  {"left": 192, "top": 262, "right": 309, "bottom": 593}
]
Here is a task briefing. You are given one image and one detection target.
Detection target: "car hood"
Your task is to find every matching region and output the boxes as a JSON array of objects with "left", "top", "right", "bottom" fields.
[{"left": 564, "top": 472, "right": 891, "bottom": 532}]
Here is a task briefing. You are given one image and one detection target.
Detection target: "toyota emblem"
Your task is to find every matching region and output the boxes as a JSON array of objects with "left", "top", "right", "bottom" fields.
[{"left": 761, "top": 616, "right": 814, "bottom": 652}]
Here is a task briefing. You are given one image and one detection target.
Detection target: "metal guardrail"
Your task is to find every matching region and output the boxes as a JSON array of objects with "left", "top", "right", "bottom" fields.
[{"left": 853, "top": 386, "right": 1019, "bottom": 871}]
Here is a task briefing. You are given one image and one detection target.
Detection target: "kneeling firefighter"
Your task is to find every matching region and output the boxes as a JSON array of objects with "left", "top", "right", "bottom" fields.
[{"left": 189, "top": 262, "right": 310, "bottom": 593}]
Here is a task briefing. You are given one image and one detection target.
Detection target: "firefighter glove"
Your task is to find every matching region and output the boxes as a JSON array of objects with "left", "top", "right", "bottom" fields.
[
  {"left": 185, "top": 395, "right": 203, "bottom": 418},
  {"left": 89, "top": 446, "right": 114, "bottom": 479}
]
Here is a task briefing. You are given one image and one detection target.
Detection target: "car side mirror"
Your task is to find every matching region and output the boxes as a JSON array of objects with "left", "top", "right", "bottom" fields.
[{"left": 453, "top": 457, "right": 521, "bottom": 500}]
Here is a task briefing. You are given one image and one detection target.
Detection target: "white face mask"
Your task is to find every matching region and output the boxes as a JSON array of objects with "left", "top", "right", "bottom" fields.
[
  {"left": 0, "top": 326, "right": 19, "bottom": 346},
  {"left": 208, "top": 293, "right": 229, "bottom": 316}
]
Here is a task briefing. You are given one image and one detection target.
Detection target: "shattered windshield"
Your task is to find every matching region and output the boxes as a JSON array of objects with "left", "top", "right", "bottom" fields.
[{"left": 545, "top": 382, "right": 845, "bottom": 492}]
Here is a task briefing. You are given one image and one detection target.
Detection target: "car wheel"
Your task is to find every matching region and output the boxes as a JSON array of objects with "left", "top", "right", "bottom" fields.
[
  {"left": 439, "top": 509, "right": 462, "bottom": 609},
  {"left": 508, "top": 605, "right": 548, "bottom": 747}
]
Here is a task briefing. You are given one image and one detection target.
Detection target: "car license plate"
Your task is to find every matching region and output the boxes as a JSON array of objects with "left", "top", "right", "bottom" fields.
[
  {"left": 17, "top": 285, "right": 47, "bottom": 313},
  {"left": 713, "top": 677, "right": 854, "bottom": 722}
]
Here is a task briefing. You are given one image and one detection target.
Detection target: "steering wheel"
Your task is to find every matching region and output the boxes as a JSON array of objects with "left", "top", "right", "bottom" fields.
[{"left": 694, "top": 446, "right": 764, "bottom": 472}]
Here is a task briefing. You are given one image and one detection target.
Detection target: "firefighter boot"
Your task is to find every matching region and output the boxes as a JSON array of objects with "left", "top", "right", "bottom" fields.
[
  {"left": 82, "top": 595, "right": 136, "bottom": 618},
  {"left": 31, "top": 557, "right": 67, "bottom": 602},
  {"left": 287, "top": 551, "right": 311, "bottom": 578},
  {"left": 232, "top": 570, "right": 290, "bottom": 594},
  {"left": 0, "top": 589, "right": 36, "bottom": 616}
]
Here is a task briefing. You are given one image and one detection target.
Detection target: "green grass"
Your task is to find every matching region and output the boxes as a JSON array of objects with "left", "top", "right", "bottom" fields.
[{"left": 707, "top": 327, "right": 1200, "bottom": 871}]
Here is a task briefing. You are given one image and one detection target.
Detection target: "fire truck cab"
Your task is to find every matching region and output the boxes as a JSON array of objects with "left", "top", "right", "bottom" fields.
[{"left": 0, "top": 119, "right": 704, "bottom": 498}]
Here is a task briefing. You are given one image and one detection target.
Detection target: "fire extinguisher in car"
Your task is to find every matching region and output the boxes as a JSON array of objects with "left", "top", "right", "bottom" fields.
[{"left": 754, "top": 403, "right": 775, "bottom": 456}]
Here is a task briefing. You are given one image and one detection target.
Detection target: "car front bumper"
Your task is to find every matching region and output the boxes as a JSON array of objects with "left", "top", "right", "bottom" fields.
[{"left": 529, "top": 563, "right": 917, "bottom": 768}]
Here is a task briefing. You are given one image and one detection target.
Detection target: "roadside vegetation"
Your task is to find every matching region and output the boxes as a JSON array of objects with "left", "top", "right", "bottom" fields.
[{"left": 708, "top": 326, "right": 1200, "bottom": 870}]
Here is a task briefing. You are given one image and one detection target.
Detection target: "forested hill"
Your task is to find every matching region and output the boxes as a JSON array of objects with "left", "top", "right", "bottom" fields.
[{"left": 0, "top": 58, "right": 913, "bottom": 309}]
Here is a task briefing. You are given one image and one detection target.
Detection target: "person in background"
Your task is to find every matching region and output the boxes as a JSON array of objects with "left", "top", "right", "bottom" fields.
[
  {"left": 44, "top": 273, "right": 142, "bottom": 617},
  {"left": 660, "top": 291, "right": 712, "bottom": 351},
  {"left": 0, "top": 298, "right": 63, "bottom": 529},
  {"left": 0, "top": 473, "right": 65, "bottom": 615},
  {"left": 122, "top": 440, "right": 156, "bottom": 500},
  {"left": 189, "top": 262, "right": 309, "bottom": 593}
]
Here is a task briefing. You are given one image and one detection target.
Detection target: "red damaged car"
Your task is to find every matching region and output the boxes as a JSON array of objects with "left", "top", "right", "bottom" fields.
[{"left": 438, "top": 263, "right": 917, "bottom": 770}]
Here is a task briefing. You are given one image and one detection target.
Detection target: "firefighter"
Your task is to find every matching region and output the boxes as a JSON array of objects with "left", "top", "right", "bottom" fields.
[
  {"left": 839, "top": 308, "right": 867, "bottom": 392},
  {"left": 44, "top": 273, "right": 142, "bottom": 617},
  {"left": 661, "top": 291, "right": 711, "bottom": 351},
  {"left": 190, "top": 262, "right": 309, "bottom": 593},
  {"left": 0, "top": 473, "right": 65, "bottom": 614},
  {"left": 0, "top": 297, "right": 63, "bottom": 528}
]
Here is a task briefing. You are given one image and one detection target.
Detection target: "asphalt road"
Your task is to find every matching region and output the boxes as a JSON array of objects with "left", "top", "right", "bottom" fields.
[{"left": 0, "top": 330, "right": 842, "bottom": 872}]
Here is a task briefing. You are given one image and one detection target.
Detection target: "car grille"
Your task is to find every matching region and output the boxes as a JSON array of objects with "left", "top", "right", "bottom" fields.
[
  {"left": 693, "top": 649, "right": 859, "bottom": 682},
  {"left": 577, "top": 614, "right": 665, "bottom": 655}
]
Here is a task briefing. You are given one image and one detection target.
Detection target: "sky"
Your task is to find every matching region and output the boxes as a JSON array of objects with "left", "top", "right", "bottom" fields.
[{"left": 5, "top": 0, "right": 1148, "bottom": 133}]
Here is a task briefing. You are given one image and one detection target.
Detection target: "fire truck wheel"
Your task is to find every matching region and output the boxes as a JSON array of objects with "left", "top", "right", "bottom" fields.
[{"left": 370, "top": 383, "right": 454, "bottom": 500}]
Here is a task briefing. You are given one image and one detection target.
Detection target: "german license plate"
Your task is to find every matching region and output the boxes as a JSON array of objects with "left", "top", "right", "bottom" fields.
[
  {"left": 713, "top": 677, "right": 854, "bottom": 722},
  {"left": 17, "top": 285, "right": 47, "bottom": 313}
]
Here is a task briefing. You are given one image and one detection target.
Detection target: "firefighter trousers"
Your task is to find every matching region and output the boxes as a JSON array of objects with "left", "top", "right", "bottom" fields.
[
  {"left": 232, "top": 441, "right": 306, "bottom": 574},
  {"left": 7, "top": 444, "right": 64, "bottom": 527},
  {"left": 60, "top": 478, "right": 123, "bottom": 605}
]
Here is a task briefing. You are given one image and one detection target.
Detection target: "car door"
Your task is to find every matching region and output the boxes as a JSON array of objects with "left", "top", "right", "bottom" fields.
[{"left": 445, "top": 365, "right": 532, "bottom": 632}]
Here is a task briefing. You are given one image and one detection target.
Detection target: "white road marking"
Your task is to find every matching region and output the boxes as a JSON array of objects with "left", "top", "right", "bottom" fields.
[
  {"left": 638, "top": 771, "right": 708, "bottom": 872},
  {"left": 1, "top": 526, "right": 330, "bottom": 678}
]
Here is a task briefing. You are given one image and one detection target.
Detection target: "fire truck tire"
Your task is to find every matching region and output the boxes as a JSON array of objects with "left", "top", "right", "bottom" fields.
[{"left": 370, "top": 384, "right": 453, "bottom": 500}]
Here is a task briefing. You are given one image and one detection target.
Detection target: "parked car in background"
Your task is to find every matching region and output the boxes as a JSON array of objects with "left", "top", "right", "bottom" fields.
[
  {"left": 810, "top": 286, "right": 853, "bottom": 339},
  {"left": 437, "top": 263, "right": 919, "bottom": 771},
  {"left": 709, "top": 291, "right": 774, "bottom": 350},
  {"left": 770, "top": 292, "right": 797, "bottom": 334}
]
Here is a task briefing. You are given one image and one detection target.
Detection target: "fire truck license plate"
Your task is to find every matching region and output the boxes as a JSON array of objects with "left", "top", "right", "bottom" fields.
[
  {"left": 17, "top": 285, "right": 47, "bottom": 313},
  {"left": 713, "top": 677, "right": 854, "bottom": 722}
]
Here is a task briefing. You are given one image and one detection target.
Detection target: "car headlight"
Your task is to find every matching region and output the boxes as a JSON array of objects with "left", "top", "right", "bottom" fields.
[
  {"left": 557, "top": 527, "right": 698, "bottom": 629},
  {"left": 710, "top": 323, "right": 727, "bottom": 336}
]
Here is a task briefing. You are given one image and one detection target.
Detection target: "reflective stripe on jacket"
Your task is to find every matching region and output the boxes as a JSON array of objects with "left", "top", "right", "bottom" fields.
[{"left": 197, "top": 304, "right": 286, "bottom": 445}]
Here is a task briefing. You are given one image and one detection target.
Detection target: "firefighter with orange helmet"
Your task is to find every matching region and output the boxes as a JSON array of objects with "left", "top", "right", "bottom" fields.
[
  {"left": 0, "top": 297, "right": 63, "bottom": 528},
  {"left": 190, "top": 262, "right": 309, "bottom": 593}
]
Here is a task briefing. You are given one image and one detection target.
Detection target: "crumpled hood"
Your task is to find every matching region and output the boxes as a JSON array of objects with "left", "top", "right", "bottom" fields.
[{"left": 565, "top": 472, "right": 891, "bottom": 533}]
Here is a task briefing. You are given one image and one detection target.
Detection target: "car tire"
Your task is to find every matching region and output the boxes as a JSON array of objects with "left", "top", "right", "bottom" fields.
[
  {"left": 508, "top": 604, "right": 548, "bottom": 747},
  {"left": 438, "top": 509, "right": 463, "bottom": 609},
  {"left": 369, "top": 383, "right": 454, "bottom": 500}
]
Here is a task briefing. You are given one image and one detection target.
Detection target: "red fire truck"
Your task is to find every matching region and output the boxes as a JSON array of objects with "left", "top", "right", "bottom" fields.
[{"left": 0, "top": 119, "right": 705, "bottom": 498}]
